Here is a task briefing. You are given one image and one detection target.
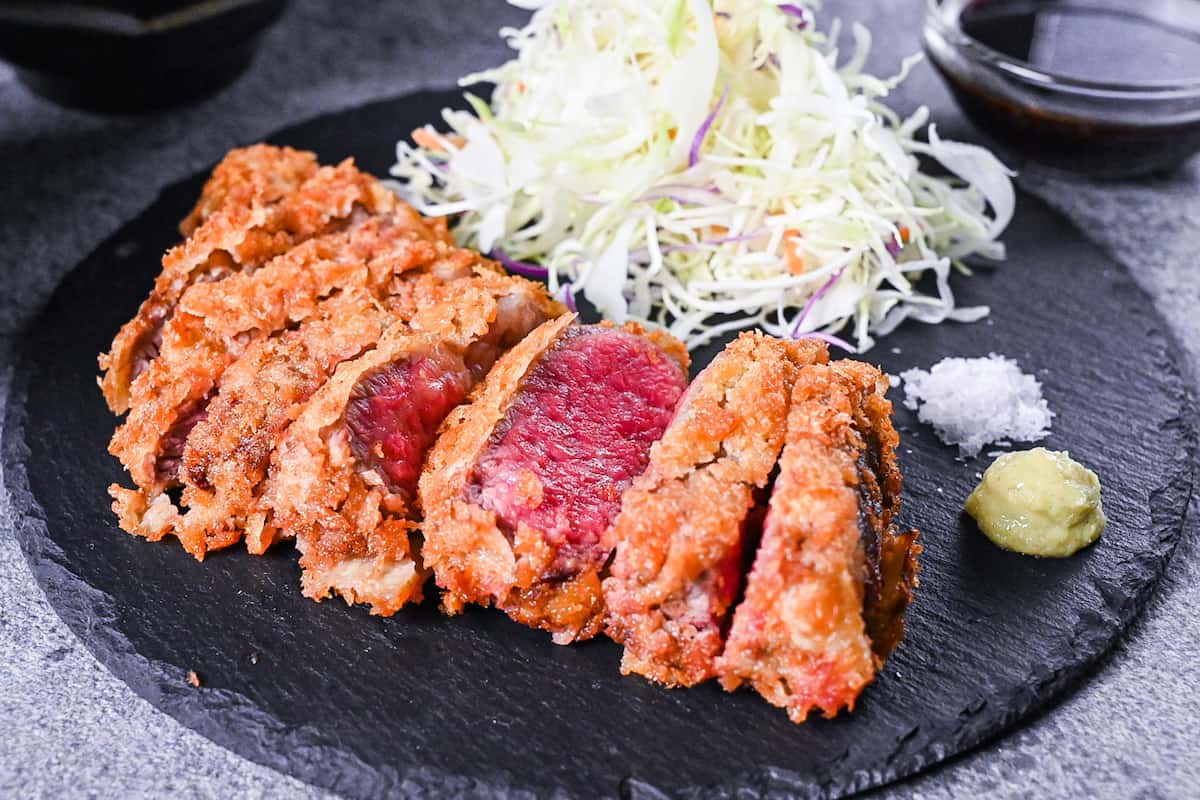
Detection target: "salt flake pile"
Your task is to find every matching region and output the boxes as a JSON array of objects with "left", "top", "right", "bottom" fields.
[{"left": 900, "top": 355, "right": 1053, "bottom": 457}]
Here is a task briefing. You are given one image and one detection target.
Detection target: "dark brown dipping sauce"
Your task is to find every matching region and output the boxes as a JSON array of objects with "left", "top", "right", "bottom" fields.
[
  {"left": 932, "top": 0, "right": 1200, "bottom": 177},
  {"left": 962, "top": 2, "right": 1200, "bottom": 85}
]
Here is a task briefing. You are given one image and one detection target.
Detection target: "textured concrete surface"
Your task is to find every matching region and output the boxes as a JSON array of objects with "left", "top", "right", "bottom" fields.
[{"left": 0, "top": 1, "right": 1195, "bottom": 797}]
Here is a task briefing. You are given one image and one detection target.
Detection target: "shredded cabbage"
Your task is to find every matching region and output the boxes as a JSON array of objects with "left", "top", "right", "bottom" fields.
[{"left": 389, "top": 0, "right": 1015, "bottom": 351}]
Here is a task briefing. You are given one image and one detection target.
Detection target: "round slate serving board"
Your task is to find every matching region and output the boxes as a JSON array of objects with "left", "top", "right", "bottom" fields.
[{"left": 4, "top": 92, "right": 1195, "bottom": 800}]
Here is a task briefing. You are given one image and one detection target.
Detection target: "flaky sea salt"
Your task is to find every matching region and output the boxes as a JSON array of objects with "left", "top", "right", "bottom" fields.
[{"left": 900, "top": 354, "right": 1053, "bottom": 457}]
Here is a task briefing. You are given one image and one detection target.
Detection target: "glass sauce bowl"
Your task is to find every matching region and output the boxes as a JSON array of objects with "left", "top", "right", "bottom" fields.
[{"left": 923, "top": 0, "right": 1200, "bottom": 178}]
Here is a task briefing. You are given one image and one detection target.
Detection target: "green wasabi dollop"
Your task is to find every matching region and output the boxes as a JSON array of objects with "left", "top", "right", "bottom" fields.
[{"left": 965, "top": 448, "right": 1106, "bottom": 558}]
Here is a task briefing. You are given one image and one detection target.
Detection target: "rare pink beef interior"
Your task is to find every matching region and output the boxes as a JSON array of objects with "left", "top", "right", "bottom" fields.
[
  {"left": 345, "top": 350, "right": 472, "bottom": 501},
  {"left": 468, "top": 326, "right": 688, "bottom": 566}
]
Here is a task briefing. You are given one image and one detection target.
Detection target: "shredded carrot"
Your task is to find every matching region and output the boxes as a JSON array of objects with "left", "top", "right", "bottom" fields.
[
  {"left": 784, "top": 229, "right": 806, "bottom": 275},
  {"left": 412, "top": 128, "right": 466, "bottom": 152},
  {"left": 668, "top": 128, "right": 678, "bottom": 141},
  {"left": 518, "top": 81, "right": 527, "bottom": 94},
  {"left": 898, "top": 225, "right": 911, "bottom": 244}
]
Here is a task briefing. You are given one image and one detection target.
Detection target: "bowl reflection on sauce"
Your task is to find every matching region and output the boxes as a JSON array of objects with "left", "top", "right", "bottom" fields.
[
  {"left": 923, "top": 0, "right": 1200, "bottom": 178},
  {"left": 0, "top": 1, "right": 288, "bottom": 112}
]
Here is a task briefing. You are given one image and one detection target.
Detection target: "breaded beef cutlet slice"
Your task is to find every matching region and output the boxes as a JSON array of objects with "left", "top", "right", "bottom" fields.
[
  {"left": 175, "top": 270, "right": 513, "bottom": 559},
  {"left": 109, "top": 214, "right": 494, "bottom": 547},
  {"left": 420, "top": 317, "right": 689, "bottom": 643},
  {"left": 603, "top": 333, "right": 828, "bottom": 686},
  {"left": 716, "top": 361, "right": 920, "bottom": 723},
  {"left": 263, "top": 276, "right": 564, "bottom": 614},
  {"left": 99, "top": 148, "right": 432, "bottom": 414},
  {"left": 166, "top": 288, "right": 394, "bottom": 559}
]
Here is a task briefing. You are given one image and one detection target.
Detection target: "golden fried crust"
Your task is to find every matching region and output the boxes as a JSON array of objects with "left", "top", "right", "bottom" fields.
[
  {"left": 716, "top": 361, "right": 919, "bottom": 723},
  {"left": 263, "top": 276, "right": 563, "bottom": 615},
  {"left": 180, "top": 145, "right": 319, "bottom": 236},
  {"left": 418, "top": 317, "right": 690, "bottom": 644},
  {"left": 173, "top": 290, "right": 393, "bottom": 559},
  {"left": 107, "top": 214, "right": 483, "bottom": 553},
  {"left": 110, "top": 218, "right": 409, "bottom": 490},
  {"left": 603, "top": 334, "right": 828, "bottom": 686},
  {"left": 99, "top": 150, "right": 413, "bottom": 414}
]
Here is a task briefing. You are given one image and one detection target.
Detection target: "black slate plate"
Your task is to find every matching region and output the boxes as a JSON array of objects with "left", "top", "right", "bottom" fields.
[{"left": 4, "top": 91, "right": 1195, "bottom": 800}]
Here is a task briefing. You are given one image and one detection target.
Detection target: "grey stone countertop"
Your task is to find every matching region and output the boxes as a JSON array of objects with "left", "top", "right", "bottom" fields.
[{"left": 1, "top": 1, "right": 1196, "bottom": 797}]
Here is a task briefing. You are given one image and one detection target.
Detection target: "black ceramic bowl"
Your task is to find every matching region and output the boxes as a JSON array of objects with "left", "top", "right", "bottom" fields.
[
  {"left": 924, "top": 0, "right": 1200, "bottom": 178},
  {"left": 0, "top": 0, "right": 287, "bottom": 111}
]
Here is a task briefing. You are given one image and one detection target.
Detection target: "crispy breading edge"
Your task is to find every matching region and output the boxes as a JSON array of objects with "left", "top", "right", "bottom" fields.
[
  {"left": 716, "top": 360, "right": 919, "bottom": 723},
  {"left": 175, "top": 290, "right": 392, "bottom": 557},
  {"left": 830, "top": 360, "right": 920, "bottom": 660},
  {"left": 266, "top": 324, "right": 460, "bottom": 616},
  {"left": 180, "top": 144, "right": 319, "bottom": 236},
  {"left": 603, "top": 334, "right": 828, "bottom": 686},
  {"left": 99, "top": 153, "right": 403, "bottom": 414},
  {"left": 176, "top": 268, "right": 516, "bottom": 559},
  {"left": 110, "top": 221, "right": 397, "bottom": 490}
]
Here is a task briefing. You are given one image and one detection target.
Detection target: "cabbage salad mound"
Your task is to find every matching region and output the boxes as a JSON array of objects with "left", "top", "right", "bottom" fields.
[{"left": 391, "top": 0, "right": 1015, "bottom": 351}]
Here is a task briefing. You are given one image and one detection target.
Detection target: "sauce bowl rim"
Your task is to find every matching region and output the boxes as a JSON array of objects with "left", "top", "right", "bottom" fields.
[{"left": 923, "top": 0, "right": 1200, "bottom": 101}]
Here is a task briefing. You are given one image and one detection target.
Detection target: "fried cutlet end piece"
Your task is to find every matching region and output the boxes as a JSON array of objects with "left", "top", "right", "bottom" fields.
[
  {"left": 180, "top": 144, "right": 319, "bottom": 236},
  {"left": 108, "top": 215, "right": 490, "bottom": 554},
  {"left": 716, "top": 361, "right": 919, "bottom": 723},
  {"left": 98, "top": 150, "right": 420, "bottom": 414},
  {"left": 419, "top": 319, "right": 689, "bottom": 643},
  {"left": 603, "top": 334, "right": 828, "bottom": 687},
  {"left": 264, "top": 277, "right": 564, "bottom": 614}
]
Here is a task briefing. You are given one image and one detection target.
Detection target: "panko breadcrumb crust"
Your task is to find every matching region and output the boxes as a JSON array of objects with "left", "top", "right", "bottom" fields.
[
  {"left": 100, "top": 149, "right": 407, "bottom": 414},
  {"left": 179, "top": 144, "right": 319, "bottom": 237},
  {"left": 716, "top": 360, "right": 920, "bottom": 722},
  {"left": 419, "top": 316, "right": 689, "bottom": 643},
  {"left": 175, "top": 288, "right": 395, "bottom": 558},
  {"left": 603, "top": 333, "right": 828, "bottom": 686},
  {"left": 108, "top": 210, "right": 472, "bottom": 553},
  {"left": 170, "top": 267, "right": 552, "bottom": 562}
]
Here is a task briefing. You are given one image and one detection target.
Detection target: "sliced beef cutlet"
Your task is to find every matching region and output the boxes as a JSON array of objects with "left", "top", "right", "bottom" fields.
[
  {"left": 169, "top": 288, "right": 395, "bottom": 559},
  {"left": 109, "top": 212, "right": 495, "bottom": 551},
  {"left": 98, "top": 145, "right": 921, "bottom": 723},
  {"left": 263, "top": 275, "right": 564, "bottom": 615},
  {"left": 99, "top": 147, "right": 427, "bottom": 414},
  {"left": 716, "top": 360, "right": 920, "bottom": 722},
  {"left": 420, "top": 317, "right": 690, "bottom": 643},
  {"left": 603, "top": 333, "right": 828, "bottom": 686}
]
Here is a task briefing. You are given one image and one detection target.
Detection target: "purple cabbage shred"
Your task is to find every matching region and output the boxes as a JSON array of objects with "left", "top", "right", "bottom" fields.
[
  {"left": 491, "top": 249, "right": 550, "bottom": 279},
  {"left": 688, "top": 86, "right": 729, "bottom": 168}
]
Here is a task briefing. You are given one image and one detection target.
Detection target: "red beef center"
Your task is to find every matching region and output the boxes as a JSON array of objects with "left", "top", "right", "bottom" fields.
[
  {"left": 470, "top": 327, "right": 687, "bottom": 561},
  {"left": 157, "top": 394, "right": 211, "bottom": 484},
  {"left": 345, "top": 350, "right": 470, "bottom": 500}
]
